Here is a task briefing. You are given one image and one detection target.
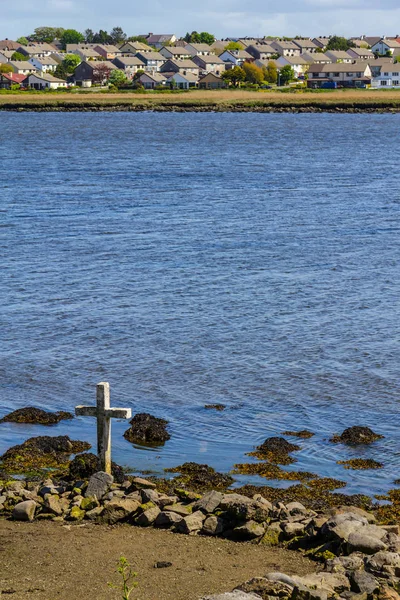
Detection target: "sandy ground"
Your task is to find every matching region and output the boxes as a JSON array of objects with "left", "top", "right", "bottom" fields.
[{"left": 0, "top": 520, "right": 314, "bottom": 600}]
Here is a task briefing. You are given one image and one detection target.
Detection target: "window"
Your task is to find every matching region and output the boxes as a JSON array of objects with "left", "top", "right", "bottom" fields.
[
  {"left": 394, "top": 80, "right": 399, "bottom": 85},
  {"left": 384, "top": 72, "right": 389, "bottom": 76},
  {"left": 381, "top": 80, "right": 387, "bottom": 85},
  {"left": 333, "top": 72, "right": 339, "bottom": 77},
  {"left": 393, "top": 72, "right": 399, "bottom": 76}
]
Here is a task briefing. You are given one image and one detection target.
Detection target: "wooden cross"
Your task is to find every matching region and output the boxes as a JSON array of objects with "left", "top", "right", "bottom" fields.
[{"left": 75, "top": 382, "right": 132, "bottom": 475}]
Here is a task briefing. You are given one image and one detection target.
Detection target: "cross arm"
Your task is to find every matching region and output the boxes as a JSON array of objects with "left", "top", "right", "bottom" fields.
[
  {"left": 105, "top": 408, "right": 132, "bottom": 419},
  {"left": 75, "top": 405, "right": 97, "bottom": 417}
]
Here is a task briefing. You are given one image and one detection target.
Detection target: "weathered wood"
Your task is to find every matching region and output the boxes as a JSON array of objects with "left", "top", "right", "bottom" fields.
[{"left": 75, "top": 382, "right": 132, "bottom": 474}]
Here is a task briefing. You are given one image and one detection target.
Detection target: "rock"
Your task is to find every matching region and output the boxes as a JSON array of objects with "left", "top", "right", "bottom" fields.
[
  {"left": 68, "top": 506, "right": 85, "bottom": 521},
  {"left": 136, "top": 506, "right": 161, "bottom": 526},
  {"left": 80, "top": 496, "right": 99, "bottom": 511},
  {"left": 378, "top": 587, "right": 400, "bottom": 600},
  {"left": 85, "top": 506, "right": 104, "bottom": 520},
  {"left": 286, "top": 502, "right": 308, "bottom": 516},
  {"left": 291, "top": 584, "right": 327, "bottom": 600},
  {"left": 5, "top": 481, "right": 25, "bottom": 493},
  {"left": 283, "top": 522, "right": 306, "bottom": 538},
  {"left": 349, "top": 571, "right": 379, "bottom": 594},
  {"left": 162, "top": 502, "right": 193, "bottom": 516},
  {"left": 177, "top": 511, "right": 206, "bottom": 534},
  {"left": 327, "top": 506, "right": 376, "bottom": 524},
  {"left": 321, "top": 513, "right": 368, "bottom": 542},
  {"left": 200, "top": 592, "right": 262, "bottom": 600},
  {"left": 85, "top": 471, "right": 113, "bottom": 500},
  {"left": 229, "top": 520, "right": 265, "bottom": 541},
  {"left": 347, "top": 532, "right": 387, "bottom": 555},
  {"left": 220, "top": 494, "right": 269, "bottom": 523},
  {"left": 260, "top": 526, "right": 281, "bottom": 547},
  {"left": 123, "top": 413, "right": 170, "bottom": 445},
  {"left": 236, "top": 577, "right": 293, "bottom": 598},
  {"left": 0, "top": 407, "right": 73, "bottom": 425},
  {"left": 69, "top": 453, "right": 124, "bottom": 483},
  {"left": 202, "top": 515, "right": 225, "bottom": 536},
  {"left": 166, "top": 463, "right": 234, "bottom": 490},
  {"left": 365, "top": 551, "right": 400, "bottom": 578},
  {"left": 45, "top": 495, "right": 63, "bottom": 516},
  {"left": 194, "top": 490, "right": 223, "bottom": 514},
  {"left": 295, "top": 573, "right": 350, "bottom": 594},
  {"left": 154, "top": 511, "right": 183, "bottom": 528},
  {"left": 252, "top": 437, "right": 300, "bottom": 462},
  {"left": 330, "top": 426, "right": 383, "bottom": 445},
  {"left": 140, "top": 488, "right": 159, "bottom": 504},
  {"left": 265, "top": 573, "right": 297, "bottom": 588},
  {"left": 12, "top": 500, "right": 36, "bottom": 522},
  {"left": 158, "top": 495, "right": 178, "bottom": 509},
  {"left": 325, "top": 554, "right": 365, "bottom": 574},
  {"left": 204, "top": 404, "right": 226, "bottom": 411},
  {"left": 132, "top": 477, "right": 157, "bottom": 490},
  {"left": 154, "top": 561, "right": 173, "bottom": 569},
  {"left": 101, "top": 498, "right": 140, "bottom": 525},
  {"left": 252, "top": 495, "right": 273, "bottom": 512}
]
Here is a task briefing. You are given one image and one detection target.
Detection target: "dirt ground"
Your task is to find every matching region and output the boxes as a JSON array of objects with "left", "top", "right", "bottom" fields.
[{"left": 0, "top": 520, "right": 315, "bottom": 600}]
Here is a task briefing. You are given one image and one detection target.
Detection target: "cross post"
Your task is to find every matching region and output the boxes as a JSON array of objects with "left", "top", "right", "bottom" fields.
[{"left": 75, "top": 382, "right": 132, "bottom": 475}]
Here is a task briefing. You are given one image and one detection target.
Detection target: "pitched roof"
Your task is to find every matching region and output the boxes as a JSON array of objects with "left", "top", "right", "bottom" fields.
[
  {"left": 120, "top": 41, "right": 152, "bottom": 51},
  {"left": 139, "top": 71, "right": 167, "bottom": 82},
  {"left": 293, "top": 39, "right": 318, "bottom": 49},
  {"left": 94, "top": 44, "right": 121, "bottom": 53},
  {"left": 137, "top": 51, "right": 164, "bottom": 60},
  {"left": 349, "top": 47, "right": 374, "bottom": 56},
  {"left": 271, "top": 40, "right": 299, "bottom": 49},
  {"left": 32, "top": 57, "right": 59, "bottom": 66},
  {"left": 161, "top": 46, "right": 190, "bottom": 55},
  {"left": 76, "top": 48, "right": 101, "bottom": 58},
  {"left": 163, "top": 59, "right": 199, "bottom": 68},
  {"left": 0, "top": 50, "right": 14, "bottom": 59},
  {"left": 0, "top": 39, "right": 20, "bottom": 51},
  {"left": 247, "top": 44, "right": 275, "bottom": 53},
  {"left": 194, "top": 54, "right": 225, "bottom": 64},
  {"left": 168, "top": 72, "right": 198, "bottom": 82},
  {"left": 185, "top": 43, "right": 211, "bottom": 52},
  {"left": 309, "top": 62, "right": 370, "bottom": 73},
  {"left": 25, "top": 73, "right": 66, "bottom": 82},
  {"left": 23, "top": 42, "right": 57, "bottom": 53},
  {"left": 114, "top": 57, "right": 145, "bottom": 66},
  {"left": 146, "top": 34, "right": 174, "bottom": 44},
  {"left": 0, "top": 72, "right": 26, "bottom": 83},
  {"left": 379, "top": 39, "right": 400, "bottom": 48},
  {"left": 278, "top": 55, "right": 309, "bottom": 65},
  {"left": 9, "top": 61, "right": 37, "bottom": 70},
  {"left": 325, "top": 50, "right": 353, "bottom": 60}
]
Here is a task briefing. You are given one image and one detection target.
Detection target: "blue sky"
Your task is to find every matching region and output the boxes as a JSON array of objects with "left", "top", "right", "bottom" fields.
[{"left": 1, "top": 0, "right": 400, "bottom": 40}]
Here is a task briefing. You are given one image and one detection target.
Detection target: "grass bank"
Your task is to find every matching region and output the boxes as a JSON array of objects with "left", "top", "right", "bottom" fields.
[{"left": 1, "top": 89, "right": 400, "bottom": 112}]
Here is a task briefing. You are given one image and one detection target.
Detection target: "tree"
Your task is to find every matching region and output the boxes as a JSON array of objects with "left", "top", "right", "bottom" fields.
[
  {"left": 264, "top": 60, "right": 278, "bottom": 84},
  {"left": 279, "top": 64, "right": 294, "bottom": 85},
  {"left": 127, "top": 35, "right": 148, "bottom": 45},
  {"left": 326, "top": 36, "right": 353, "bottom": 52},
  {"left": 84, "top": 29, "right": 94, "bottom": 43},
  {"left": 30, "top": 26, "right": 65, "bottom": 43},
  {"left": 242, "top": 62, "right": 264, "bottom": 84},
  {"left": 199, "top": 32, "right": 215, "bottom": 44},
  {"left": 221, "top": 66, "right": 246, "bottom": 86},
  {"left": 93, "top": 63, "right": 111, "bottom": 85},
  {"left": 16, "top": 36, "right": 28, "bottom": 45},
  {"left": 110, "top": 27, "right": 127, "bottom": 45},
  {"left": 224, "top": 41, "right": 244, "bottom": 51},
  {"left": 63, "top": 54, "right": 81, "bottom": 72},
  {"left": 93, "top": 30, "right": 111, "bottom": 44},
  {"left": 60, "top": 29, "right": 85, "bottom": 49},
  {"left": 11, "top": 52, "right": 26, "bottom": 61},
  {"left": 0, "top": 64, "right": 13, "bottom": 73},
  {"left": 109, "top": 69, "right": 127, "bottom": 87}
]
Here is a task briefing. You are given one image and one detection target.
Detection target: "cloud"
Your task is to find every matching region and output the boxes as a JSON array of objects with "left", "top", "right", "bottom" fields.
[{"left": 0, "top": 0, "right": 399, "bottom": 39}]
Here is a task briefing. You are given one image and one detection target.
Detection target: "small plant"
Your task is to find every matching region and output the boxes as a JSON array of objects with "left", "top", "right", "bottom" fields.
[{"left": 108, "top": 555, "right": 138, "bottom": 600}]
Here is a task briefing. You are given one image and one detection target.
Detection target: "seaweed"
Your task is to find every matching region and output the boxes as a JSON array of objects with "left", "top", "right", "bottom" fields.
[
  {"left": 330, "top": 426, "right": 384, "bottom": 445},
  {"left": 165, "top": 462, "right": 234, "bottom": 490},
  {"left": 232, "top": 462, "right": 316, "bottom": 482},
  {"left": 248, "top": 437, "right": 300, "bottom": 464},
  {"left": 337, "top": 458, "right": 383, "bottom": 470},
  {"left": 123, "top": 413, "right": 170, "bottom": 445},
  {"left": 204, "top": 404, "right": 226, "bottom": 411},
  {"left": 281, "top": 430, "right": 315, "bottom": 439},
  {"left": 0, "top": 407, "right": 73, "bottom": 425}
]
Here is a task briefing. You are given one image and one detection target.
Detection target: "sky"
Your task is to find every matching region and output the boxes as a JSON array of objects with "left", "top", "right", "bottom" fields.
[{"left": 1, "top": 0, "right": 400, "bottom": 40}]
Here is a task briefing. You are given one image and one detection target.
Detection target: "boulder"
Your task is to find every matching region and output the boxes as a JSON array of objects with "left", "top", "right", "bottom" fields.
[
  {"left": 283, "top": 522, "right": 306, "bottom": 538},
  {"left": 260, "top": 526, "right": 281, "bottom": 547},
  {"left": 229, "top": 520, "right": 265, "bottom": 541},
  {"left": 68, "top": 506, "right": 85, "bottom": 521},
  {"left": 140, "top": 488, "right": 159, "bottom": 504},
  {"left": 154, "top": 511, "right": 183, "bottom": 528},
  {"left": 220, "top": 494, "right": 269, "bottom": 523},
  {"left": 80, "top": 496, "right": 99, "bottom": 511},
  {"left": 365, "top": 551, "right": 400, "bottom": 578},
  {"left": 132, "top": 477, "right": 157, "bottom": 490},
  {"left": 86, "top": 506, "right": 104, "bottom": 520},
  {"left": 264, "top": 573, "right": 297, "bottom": 588},
  {"left": 45, "top": 495, "right": 63, "bottom": 516},
  {"left": 101, "top": 498, "right": 140, "bottom": 525},
  {"left": 286, "top": 502, "right": 308, "bottom": 516},
  {"left": 378, "top": 587, "right": 400, "bottom": 600},
  {"left": 123, "top": 413, "right": 170, "bottom": 445},
  {"left": 295, "top": 573, "right": 350, "bottom": 595},
  {"left": 85, "top": 471, "right": 113, "bottom": 500},
  {"left": 200, "top": 592, "right": 261, "bottom": 600},
  {"left": 347, "top": 532, "right": 387, "bottom": 555},
  {"left": 202, "top": 515, "right": 225, "bottom": 536},
  {"left": 0, "top": 407, "right": 73, "bottom": 425},
  {"left": 236, "top": 577, "right": 293, "bottom": 597},
  {"left": 12, "top": 500, "right": 36, "bottom": 522},
  {"left": 194, "top": 490, "right": 223, "bottom": 514},
  {"left": 162, "top": 502, "right": 193, "bottom": 517},
  {"left": 321, "top": 513, "right": 367, "bottom": 542},
  {"left": 177, "top": 511, "right": 206, "bottom": 534},
  {"left": 291, "top": 584, "right": 327, "bottom": 600},
  {"left": 349, "top": 570, "right": 379, "bottom": 594},
  {"left": 136, "top": 506, "right": 161, "bottom": 527}
]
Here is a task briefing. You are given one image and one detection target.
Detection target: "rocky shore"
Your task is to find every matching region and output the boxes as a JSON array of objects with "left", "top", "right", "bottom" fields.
[{"left": 2, "top": 470, "right": 400, "bottom": 600}]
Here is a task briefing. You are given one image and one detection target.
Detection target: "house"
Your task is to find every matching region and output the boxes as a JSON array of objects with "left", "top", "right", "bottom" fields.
[
  {"left": 293, "top": 39, "right": 319, "bottom": 53},
  {"left": 159, "top": 46, "right": 192, "bottom": 60},
  {"left": 144, "top": 33, "right": 177, "bottom": 48},
  {"left": 0, "top": 72, "right": 26, "bottom": 89},
  {"left": 28, "top": 56, "right": 59, "bottom": 73},
  {"left": 219, "top": 49, "right": 252, "bottom": 67},
  {"left": 135, "top": 51, "right": 165, "bottom": 72},
  {"left": 138, "top": 71, "right": 168, "bottom": 88},
  {"left": 324, "top": 51, "right": 353, "bottom": 63},
  {"left": 254, "top": 58, "right": 280, "bottom": 72},
  {"left": 312, "top": 37, "right": 330, "bottom": 50},
  {"left": 0, "top": 50, "right": 14, "bottom": 63},
  {"left": 198, "top": 72, "right": 227, "bottom": 89},
  {"left": 192, "top": 54, "right": 225, "bottom": 75},
  {"left": 8, "top": 61, "right": 38, "bottom": 75},
  {"left": 73, "top": 60, "right": 117, "bottom": 86},
  {"left": 94, "top": 45, "right": 122, "bottom": 60},
  {"left": 301, "top": 52, "right": 331, "bottom": 64},
  {"left": 371, "top": 63, "right": 400, "bottom": 88},
  {"left": 23, "top": 72, "right": 67, "bottom": 89},
  {"left": 270, "top": 41, "right": 301, "bottom": 57},
  {"left": 371, "top": 38, "right": 400, "bottom": 56},
  {"left": 74, "top": 48, "right": 102, "bottom": 61},
  {"left": 238, "top": 38, "right": 258, "bottom": 48},
  {"left": 66, "top": 43, "right": 98, "bottom": 52},
  {"left": 185, "top": 43, "right": 213, "bottom": 56},
  {"left": 246, "top": 44, "right": 276, "bottom": 60},
  {"left": 112, "top": 56, "right": 145, "bottom": 78},
  {"left": 347, "top": 47, "right": 375, "bottom": 61},
  {"left": 363, "top": 37, "right": 382, "bottom": 48},
  {"left": 119, "top": 41, "right": 152, "bottom": 54},
  {"left": 307, "top": 62, "right": 371, "bottom": 87},
  {"left": 276, "top": 55, "right": 309, "bottom": 78},
  {"left": 350, "top": 38, "right": 371, "bottom": 48},
  {"left": 18, "top": 43, "right": 56, "bottom": 58},
  {"left": 368, "top": 57, "right": 395, "bottom": 77},
  {"left": 160, "top": 59, "right": 199, "bottom": 76},
  {"left": 210, "top": 40, "right": 229, "bottom": 55},
  {"left": 0, "top": 39, "right": 21, "bottom": 51},
  {"left": 167, "top": 72, "right": 198, "bottom": 89}
]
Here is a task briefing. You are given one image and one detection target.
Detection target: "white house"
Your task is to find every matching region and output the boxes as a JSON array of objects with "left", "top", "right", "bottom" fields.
[
  {"left": 371, "top": 38, "right": 400, "bottom": 56},
  {"left": 219, "top": 49, "right": 252, "bottom": 67},
  {"left": 307, "top": 62, "right": 372, "bottom": 87},
  {"left": 0, "top": 50, "right": 14, "bottom": 63},
  {"left": 270, "top": 41, "right": 301, "bottom": 57},
  {"left": 347, "top": 47, "right": 375, "bottom": 61},
  {"left": 112, "top": 56, "right": 145, "bottom": 78},
  {"left": 8, "top": 61, "right": 38, "bottom": 75},
  {"left": 277, "top": 55, "right": 309, "bottom": 78},
  {"left": 159, "top": 46, "right": 191, "bottom": 60},
  {"left": 167, "top": 72, "right": 198, "bottom": 89},
  {"left": 29, "top": 56, "right": 59, "bottom": 73},
  {"left": 324, "top": 51, "right": 353, "bottom": 64},
  {"left": 371, "top": 64, "right": 400, "bottom": 88},
  {"left": 191, "top": 54, "right": 225, "bottom": 75},
  {"left": 138, "top": 72, "right": 167, "bottom": 88},
  {"left": 24, "top": 73, "right": 67, "bottom": 89},
  {"left": 184, "top": 43, "right": 212, "bottom": 57},
  {"left": 19, "top": 43, "right": 56, "bottom": 58}
]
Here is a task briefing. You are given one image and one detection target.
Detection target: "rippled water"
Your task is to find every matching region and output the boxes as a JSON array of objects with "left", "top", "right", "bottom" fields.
[{"left": 1, "top": 111, "right": 400, "bottom": 496}]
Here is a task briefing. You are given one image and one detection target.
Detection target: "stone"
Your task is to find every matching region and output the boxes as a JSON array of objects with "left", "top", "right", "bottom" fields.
[
  {"left": 229, "top": 520, "right": 265, "bottom": 541},
  {"left": 45, "top": 495, "right": 63, "bottom": 516},
  {"left": 328, "top": 506, "right": 376, "bottom": 524},
  {"left": 325, "top": 554, "right": 365, "bottom": 574},
  {"left": 283, "top": 522, "right": 306, "bottom": 538},
  {"left": 220, "top": 494, "right": 269, "bottom": 523},
  {"left": 141, "top": 488, "right": 159, "bottom": 504},
  {"left": 6, "top": 481, "right": 25, "bottom": 493},
  {"left": 163, "top": 502, "right": 193, "bottom": 516},
  {"left": 236, "top": 577, "right": 293, "bottom": 598},
  {"left": 202, "top": 515, "right": 225, "bottom": 536},
  {"left": 80, "top": 496, "right": 99, "bottom": 511},
  {"left": 252, "top": 494, "right": 273, "bottom": 512},
  {"left": 178, "top": 511, "right": 206, "bottom": 534},
  {"left": 365, "top": 551, "right": 400, "bottom": 578},
  {"left": 154, "top": 511, "right": 183, "bottom": 528},
  {"left": 260, "top": 526, "right": 281, "bottom": 547},
  {"left": 136, "top": 506, "right": 161, "bottom": 527},
  {"left": 132, "top": 477, "right": 157, "bottom": 490},
  {"left": 123, "top": 413, "right": 170, "bottom": 445},
  {"left": 295, "top": 573, "right": 350, "bottom": 595},
  {"left": 154, "top": 561, "right": 173, "bottom": 569},
  {"left": 85, "top": 471, "right": 113, "bottom": 500},
  {"left": 68, "top": 506, "right": 85, "bottom": 521},
  {"left": 101, "top": 498, "right": 140, "bottom": 525},
  {"left": 12, "top": 500, "right": 36, "bottom": 522},
  {"left": 194, "top": 490, "right": 223, "bottom": 514},
  {"left": 291, "top": 584, "right": 327, "bottom": 600},
  {"left": 85, "top": 506, "right": 104, "bottom": 520},
  {"left": 286, "top": 502, "right": 308, "bottom": 515},
  {"left": 378, "top": 587, "right": 400, "bottom": 600},
  {"left": 158, "top": 495, "right": 178, "bottom": 509},
  {"left": 200, "top": 592, "right": 262, "bottom": 600},
  {"left": 321, "top": 513, "right": 367, "bottom": 542},
  {"left": 350, "top": 571, "right": 379, "bottom": 594},
  {"left": 347, "top": 532, "right": 387, "bottom": 555}
]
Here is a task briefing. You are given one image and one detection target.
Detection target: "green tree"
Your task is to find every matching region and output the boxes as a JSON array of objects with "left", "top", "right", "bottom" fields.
[
  {"left": 31, "top": 26, "right": 65, "bottom": 42},
  {"left": 264, "top": 60, "right": 278, "bottom": 84},
  {"left": 242, "top": 61, "right": 264, "bottom": 84},
  {"left": 279, "top": 64, "right": 294, "bottom": 85},
  {"left": 11, "top": 52, "right": 26, "bottom": 61},
  {"left": 109, "top": 69, "right": 127, "bottom": 87},
  {"left": 199, "top": 32, "right": 215, "bottom": 44},
  {"left": 224, "top": 41, "right": 244, "bottom": 51},
  {"left": 0, "top": 64, "right": 13, "bottom": 73},
  {"left": 326, "top": 36, "right": 353, "bottom": 52},
  {"left": 62, "top": 54, "right": 81, "bottom": 72},
  {"left": 60, "top": 29, "right": 85, "bottom": 49},
  {"left": 16, "top": 36, "right": 28, "bottom": 46},
  {"left": 221, "top": 66, "right": 246, "bottom": 86},
  {"left": 110, "top": 27, "right": 127, "bottom": 45},
  {"left": 84, "top": 29, "right": 94, "bottom": 43},
  {"left": 93, "top": 30, "right": 111, "bottom": 44},
  {"left": 127, "top": 36, "right": 148, "bottom": 45}
]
